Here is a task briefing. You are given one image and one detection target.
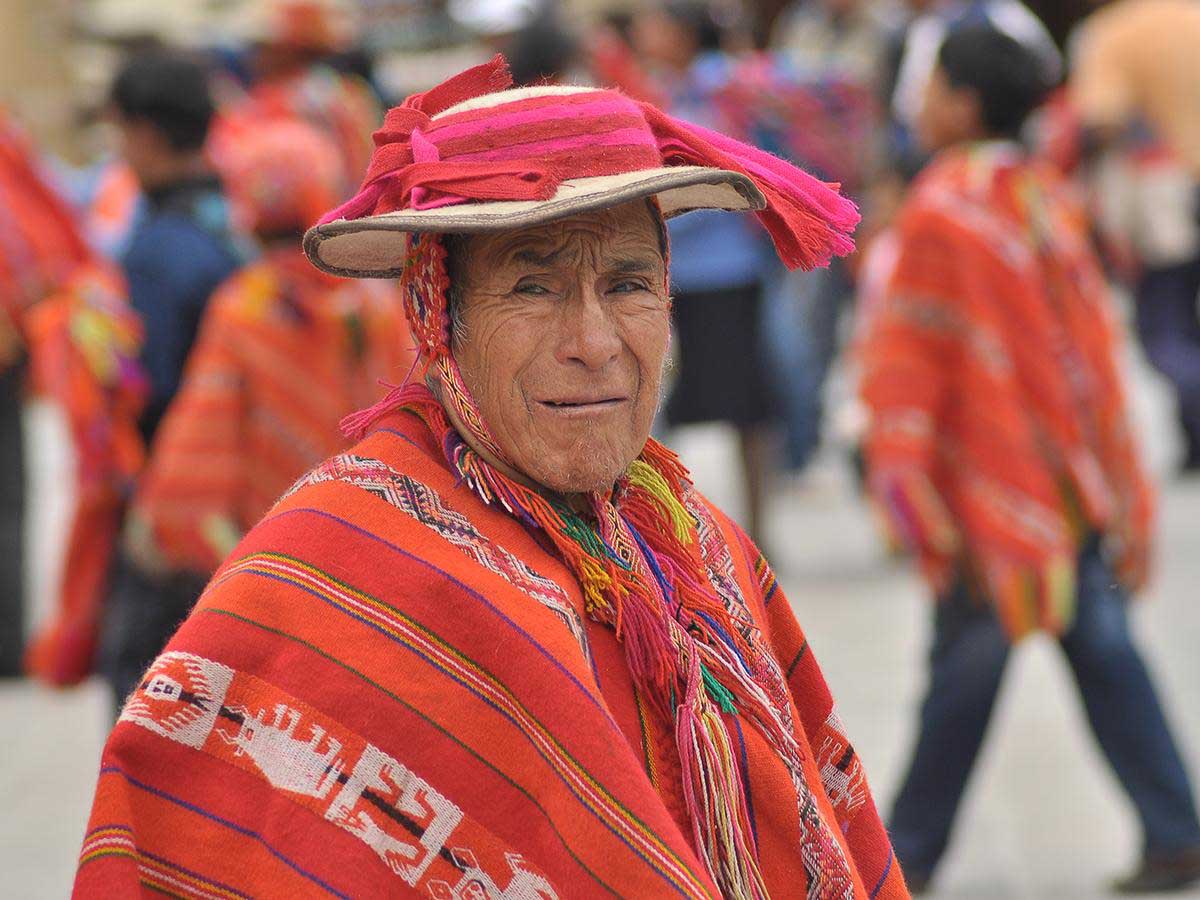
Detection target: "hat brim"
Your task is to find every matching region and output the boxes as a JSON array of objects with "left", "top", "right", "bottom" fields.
[{"left": 303, "top": 166, "right": 765, "bottom": 278}]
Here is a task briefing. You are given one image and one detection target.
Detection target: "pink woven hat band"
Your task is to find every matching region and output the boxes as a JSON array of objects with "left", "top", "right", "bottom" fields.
[{"left": 303, "top": 55, "right": 859, "bottom": 278}]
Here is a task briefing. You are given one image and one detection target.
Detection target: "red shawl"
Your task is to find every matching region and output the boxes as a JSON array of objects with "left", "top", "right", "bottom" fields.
[
  {"left": 858, "top": 143, "right": 1154, "bottom": 638},
  {"left": 75, "top": 406, "right": 906, "bottom": 898},
  {"left": 0, "top": 111, "right": 148, "bottom": 685}
]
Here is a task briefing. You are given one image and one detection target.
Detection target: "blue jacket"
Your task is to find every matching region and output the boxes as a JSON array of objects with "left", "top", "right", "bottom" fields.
[
  {"left": 120, "top": 174, "right": 247, "bottom": 442},
  {"left": 664, "top": 53, "right": 772, "bottom": 294}
]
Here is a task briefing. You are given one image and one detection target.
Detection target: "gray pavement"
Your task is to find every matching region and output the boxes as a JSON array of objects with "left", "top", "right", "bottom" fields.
[{"left": 3, "top": 379, "right": 1200, "bottom": 898}]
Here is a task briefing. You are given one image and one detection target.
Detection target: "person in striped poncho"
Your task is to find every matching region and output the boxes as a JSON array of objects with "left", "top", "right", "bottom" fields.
[
  {"left": 108, "top": 121, "right": 411, "bottom": 703},
  {"left": 76, "top": 58, "right": 909, "bottom": 899},
  {"left": 859, "top": 26, "right": 1200, "bottom": 893}
]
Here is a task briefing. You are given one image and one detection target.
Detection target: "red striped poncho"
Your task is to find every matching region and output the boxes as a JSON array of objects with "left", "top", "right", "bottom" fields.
[
  {"left": 128, "top": 248, "right": 412, "bottom": 574},
  {"left": 75, "top": 405, "right": 907, "bottom": 898},
  {"left": 858, "top": 142, "right": 1154, "bottom": 639},
  {"left": 0, "top": 110, "right": 148, "bottom": 685}
]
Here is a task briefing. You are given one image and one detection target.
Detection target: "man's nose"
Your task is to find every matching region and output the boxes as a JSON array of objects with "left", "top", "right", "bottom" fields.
[{"left": 556, "top": 288, "right": 622, "bottom": 369}]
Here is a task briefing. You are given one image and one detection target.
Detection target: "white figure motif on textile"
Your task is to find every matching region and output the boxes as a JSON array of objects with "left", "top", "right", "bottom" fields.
[
  {"left": 120, "top": 652, "right": 235, "bottom": 748},
  {"left": 216, "top": 703, "right": 346, "bottom": 800},
  {"left": 327, "top": 743, "right": 464, "bottom": 886},
  {"left": 428, "top": 850, "right": 558, "bottom": 899},
  {"left": 816, "top": 712, "right": 868, "bottom": 817}
]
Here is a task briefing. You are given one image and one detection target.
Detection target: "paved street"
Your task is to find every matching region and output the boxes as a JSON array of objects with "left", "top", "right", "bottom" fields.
[{"left": 3, "top": 352, "right": 1199, "bottom": 898}]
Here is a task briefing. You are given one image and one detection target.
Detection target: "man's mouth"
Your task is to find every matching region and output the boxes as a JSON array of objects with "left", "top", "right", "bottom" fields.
[{"left": 537, "top": 396, "right": 628, "bottom": 412}]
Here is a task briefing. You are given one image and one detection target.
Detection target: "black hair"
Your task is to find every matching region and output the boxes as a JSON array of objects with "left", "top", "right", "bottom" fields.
[
  {"left": 662, "top": 2, "right": 724, "bottom": 53},
  {"left": 937, "top": 25, "right": 1052, "bottom": 140},
  {"left": 505, "top": 12, "right": 581, "bottom": 87},
  {"left": 110, "top": 51, "right": 215, "bottom": 152}
]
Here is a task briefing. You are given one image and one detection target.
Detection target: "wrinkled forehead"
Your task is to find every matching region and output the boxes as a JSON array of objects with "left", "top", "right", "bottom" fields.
[{"left": 458, "top": 198, "right": 668, "bottom": 272}]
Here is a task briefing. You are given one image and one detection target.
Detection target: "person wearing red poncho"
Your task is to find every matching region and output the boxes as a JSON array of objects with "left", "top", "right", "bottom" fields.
[
  {"left": 109, "top": 121, "right": 412, "bottom": 705},
  {"left": 75, "top": 58, "right": 909, "bottom": 899},
  {"left": 0, "top": 110, "right": 146, "bottom": 686},
  {"left": 210, "top": 0, "right": 381, "bottom": 199},
  {"left": 858, "top": 26, "right": 1200, "bottom": 894}
]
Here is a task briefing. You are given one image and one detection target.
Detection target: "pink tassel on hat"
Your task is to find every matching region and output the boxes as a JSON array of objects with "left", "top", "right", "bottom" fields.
[{"left": 640, "top": 103, "right": 859, "bottom": 271}]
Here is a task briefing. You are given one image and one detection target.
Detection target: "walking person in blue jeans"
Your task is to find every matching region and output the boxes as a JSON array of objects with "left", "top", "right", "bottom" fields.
[
  {"left": 890, "top": 537, "right": 1200, "bottom": 892},
  {"left": 858, "top": 27, "right": 1200, "bottom": 893}
]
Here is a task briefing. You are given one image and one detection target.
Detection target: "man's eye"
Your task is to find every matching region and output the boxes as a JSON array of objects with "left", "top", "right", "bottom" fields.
[
  {"left": 611, "top": 280, "right": 649, "bottom": 294},
  {"left": 515, "top": 282, "right": 551, "bottom": 295}
]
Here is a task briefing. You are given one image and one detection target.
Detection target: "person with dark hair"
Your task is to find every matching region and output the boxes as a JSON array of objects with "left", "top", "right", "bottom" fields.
[
  {"left": 858, "top": 26, "right": 1200, "bottom": 893},
  {"left": 503, "top": 10, "right": 581, "bottom": 86},
  {"left": 108, "top": 51, "right": 245, "bottom": 443},
  {"left": 884, "top": 0, "right": 1059, "bottom": 182},
  {"left": 98, "top": 50, "right": 247, "bottom": 712}
]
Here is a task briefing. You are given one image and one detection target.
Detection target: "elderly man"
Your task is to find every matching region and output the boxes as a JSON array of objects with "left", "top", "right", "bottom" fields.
[{"left": 76, "top": 59, "right": 908, "bottom": 899}]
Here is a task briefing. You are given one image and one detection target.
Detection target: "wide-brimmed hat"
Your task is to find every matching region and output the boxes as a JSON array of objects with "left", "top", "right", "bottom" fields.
[{"left": 304, "top": 56, "right": 858, "bottom": 278}]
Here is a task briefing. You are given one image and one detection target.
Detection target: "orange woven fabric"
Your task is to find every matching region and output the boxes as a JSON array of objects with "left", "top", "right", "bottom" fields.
[
  {"left": 211, "top": 67, "right": 381, "bottom": 197},
  {"left": 129, "top": 248, "right": 411, "bottom": 574},
  {"left": 858, "top": 143, "right": 1154, "bottom": 638},
  {"left": 0, "top": 111, "right": 148, "bottom": 685},
  {"left": 76, "top": 407, "right": 906, "bottom": 898}
]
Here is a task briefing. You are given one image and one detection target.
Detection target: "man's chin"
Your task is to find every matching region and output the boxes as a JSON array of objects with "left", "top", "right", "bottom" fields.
[
  {"left": 525, "top": 452, "right": 633, "bottom": 497},
  {"left": 535, "top": 467, "right": 624, "bottom": 497}
]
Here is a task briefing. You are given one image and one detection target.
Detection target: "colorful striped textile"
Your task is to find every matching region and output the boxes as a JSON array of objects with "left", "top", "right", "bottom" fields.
[
  {"left": 76, "top": 407, "right": 907, "bottom": 899},
  {"left": 128, "top": 248, "right": 411, "bottom": 574},
  {"left": 0, "top": 110, "right": 149, "bottom": 685},
  {"left": 857, "top": 142, "right": 1154, "bottom": 639},
  {"left": 210, "top": 66, "right": 381, "bottom": 197},
  {"left": 0, "top": 110, "right": 94, "bottom": 369}
]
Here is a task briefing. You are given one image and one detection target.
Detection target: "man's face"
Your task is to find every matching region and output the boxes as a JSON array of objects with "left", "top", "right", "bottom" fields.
[{"left": 447, "top": 201, "right": 671, "bottom": 495}]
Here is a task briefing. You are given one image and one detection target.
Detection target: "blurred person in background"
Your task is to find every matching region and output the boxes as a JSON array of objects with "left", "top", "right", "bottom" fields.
[
  {"left": 97, "top": 50, "right": 246, "bottom": 712},
  {"left": 0, "top": 113, "right": 144, "bottom": 682},
  {"left": 633, "top": 1, "right": 780, "bottom": 548},
  {"left": 107, "top": 51, "right": 246, "bottom": 445},
  {"left": 767, "top": 0, "right": 892, "bottom": 472},
  {"left": 211, "top": 0, "right": 381, "bottom": 195},
  {"left": 858, "top": 26, "right": 1200, "bottom": 892},
  {"left": 1070, "top": 0, "right": 1200, "bottom": 472},
  {"left": 882, "top": 0, "right": 1059, "bottom": 184},
  {"left": 122, "top": 121, "right": 411, "bottom": 594},
  {"left": 502, "top": 5, "right": 581, "bottom": 87}
]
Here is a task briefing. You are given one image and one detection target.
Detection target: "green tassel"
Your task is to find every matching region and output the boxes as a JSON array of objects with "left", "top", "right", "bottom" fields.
[{"left": 701, "top": 663, "right": 738, "bottom": 715}]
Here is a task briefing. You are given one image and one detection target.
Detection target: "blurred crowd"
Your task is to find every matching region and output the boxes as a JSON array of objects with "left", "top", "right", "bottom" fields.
[{"left": 4, "top": 0, "right": 1200, "bottom": 892}]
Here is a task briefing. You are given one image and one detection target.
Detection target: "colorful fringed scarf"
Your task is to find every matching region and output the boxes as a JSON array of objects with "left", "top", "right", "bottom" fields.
[{"left": 858, "top": 142, "right": 1154, "bottom": 639}]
